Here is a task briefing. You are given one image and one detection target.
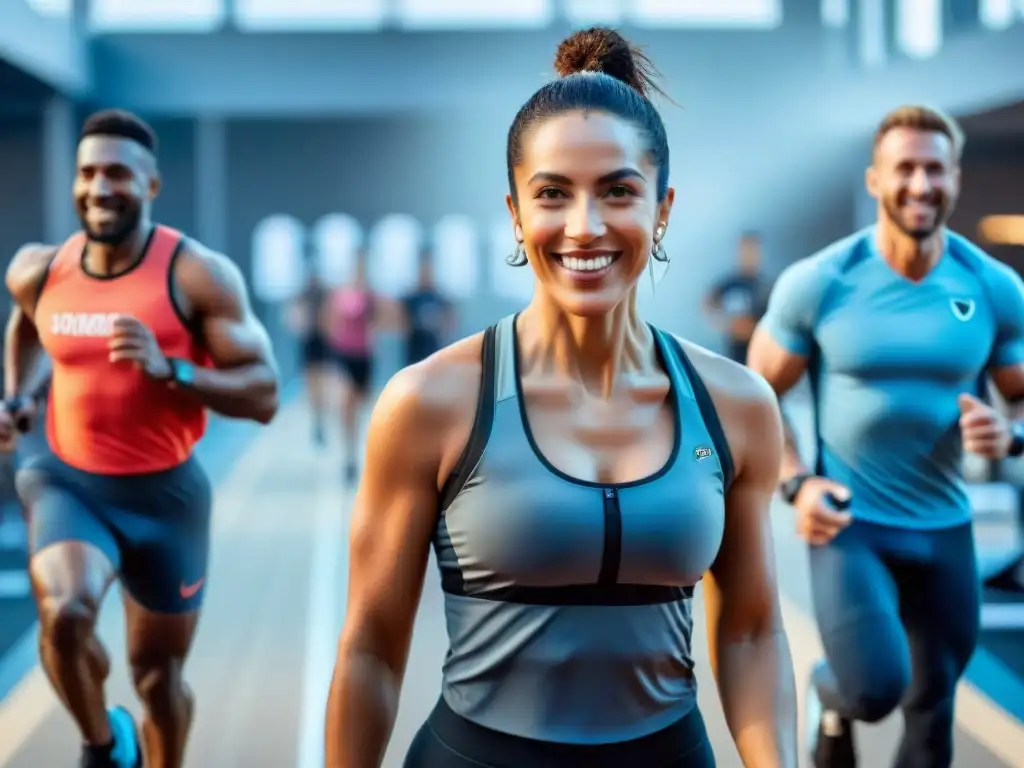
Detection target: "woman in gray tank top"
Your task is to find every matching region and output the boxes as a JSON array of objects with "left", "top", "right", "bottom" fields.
[{"left": 326, "top": 27, "right": 798, "bottom": 768}]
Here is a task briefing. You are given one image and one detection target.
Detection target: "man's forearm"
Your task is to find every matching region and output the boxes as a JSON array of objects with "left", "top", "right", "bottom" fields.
[
  {"left": 21, "top": 356, "right": 52, "bottom": 402},
  {"left": 717, "top": 629, "right": 799, "bottom": 768},
  {"left": 4, "top": 308, "right": 48, "bottom": 401},
  {"left": 184, "top": 362, "right": 279, "bottom": 423},
  {"left": 6, "top": 352, "right": 50, "bottom": 402},
  {"left": 779, "top": 409, "right": 809, "bottom": 481}
]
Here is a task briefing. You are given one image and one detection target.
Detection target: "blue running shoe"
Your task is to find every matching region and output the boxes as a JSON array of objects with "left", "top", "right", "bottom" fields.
[{"left": 108, "top": 706, "right": 142, "bottom": 768}]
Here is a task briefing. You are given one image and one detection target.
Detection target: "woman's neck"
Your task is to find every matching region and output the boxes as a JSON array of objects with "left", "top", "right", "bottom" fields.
[{"left": 518, "top": 289, "right": 652, "bottom": 398}]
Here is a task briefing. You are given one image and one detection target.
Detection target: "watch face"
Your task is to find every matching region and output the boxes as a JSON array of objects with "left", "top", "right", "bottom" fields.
[{"left": 174, "top": 360, "right": 195, "bottom": 386}]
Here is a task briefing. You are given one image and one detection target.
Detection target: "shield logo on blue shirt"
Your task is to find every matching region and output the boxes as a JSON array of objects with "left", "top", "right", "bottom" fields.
[{"left": 950, "top": 297, "right": 975, "bottom": 321}]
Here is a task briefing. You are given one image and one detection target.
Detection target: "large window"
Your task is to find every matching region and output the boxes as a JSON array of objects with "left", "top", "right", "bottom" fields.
[
  {"left": 233, "top": 0, "right": 384, "bottom": 31},
  {"left": 432, "top": 216, "right": 479, "bottom": 300},
  {"left": 896, "top": 0, "right": 942, "bottom": 58},
  {"left": 368, "top": 215, "right": 421, "bottom": 298},
  {"left": 89, "top": 0, "right": 225, "bottom": 31},
  {"left": 630, "top": 0, "right": 782, "bottom": 28},
  {"left": 396, "top": 0, "right": 553, "bottom": 30},
  {"left": 979, "top": 0, "right": 1016, "bottom": 29},
  {"left": 251, "top": 215, "right": 306, "bottom": 304},
  {"left": 27, "top": 0, "right": 71, "bottom": 17},
  {"left": 564, "top": 0, "right": 625, "bottom": 25},
  {"left": 821, "top": 0, "right": 849, "bottom": 28},
  {"left": 857, "top": 0, "right": 887, "bottom": 66},
  {"left": 312, "top": 214, "right": 362, "bottom": 288},
  {"left": 489, "top": 220, "right": 534, "bottom": 304}
]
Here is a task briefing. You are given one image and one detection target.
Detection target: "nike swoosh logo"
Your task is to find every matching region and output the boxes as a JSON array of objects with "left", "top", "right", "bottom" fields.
[{"left": 179, "top": 578, "right": 205, "bottom": 599}]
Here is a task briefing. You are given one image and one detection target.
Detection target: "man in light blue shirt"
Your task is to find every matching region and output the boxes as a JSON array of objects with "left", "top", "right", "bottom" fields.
[{"left": 748, "top": 105, "right": 1024, "bottom": 768}]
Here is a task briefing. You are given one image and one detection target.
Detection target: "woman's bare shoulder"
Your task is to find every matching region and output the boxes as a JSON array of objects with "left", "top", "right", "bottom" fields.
[
  {"left": 672, "top": 336, "right": 775, "bottom": 407},
  {"left": 396, "top": 333, "right": 485, "bottom": 407},
  {"left": 369, "top": 333, "right": 487, "bottom": 477},
  {"left": 668, "top": 335, "right": 781, "bottom": 467}
]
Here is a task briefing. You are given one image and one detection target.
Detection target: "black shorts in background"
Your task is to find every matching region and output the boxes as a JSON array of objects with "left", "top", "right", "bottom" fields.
[
  {"left": 335, "top": 353, "right": 373, "bottom": 393},
  {"left": 302, "top": 334, "right": 330, "bottom": 365}
]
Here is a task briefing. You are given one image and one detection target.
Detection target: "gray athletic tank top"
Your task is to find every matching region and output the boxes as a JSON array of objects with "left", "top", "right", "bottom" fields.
[{"left": 432, "top": 314, "right": 734, "bottom": 744}]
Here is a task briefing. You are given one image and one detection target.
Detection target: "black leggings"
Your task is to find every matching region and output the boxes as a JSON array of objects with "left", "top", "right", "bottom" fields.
[
  {"left": 809, "top": 520, "right": 980, "bottom": 767},
  {"left": 404, "top": 698, "right": 716, "bottom": 768}
]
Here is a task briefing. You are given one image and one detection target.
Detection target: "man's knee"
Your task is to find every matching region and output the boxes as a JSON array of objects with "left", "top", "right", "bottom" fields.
[
  {"left": 38, "top": 595, "right": 100, "bottom": 653},
  {"left": 131, "top": 658, "right": 189, "bottom": 715},
  {"left": 838, "top": 660, "right": 910, "bottom": 723},
  {"left": 823, "top": 621, "right": 912, "bottom": 723}
]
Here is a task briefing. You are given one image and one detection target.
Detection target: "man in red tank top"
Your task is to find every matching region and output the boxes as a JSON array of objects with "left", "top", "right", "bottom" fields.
[{"left": 0, "top": 110, "right": 280, "bottom": 768}]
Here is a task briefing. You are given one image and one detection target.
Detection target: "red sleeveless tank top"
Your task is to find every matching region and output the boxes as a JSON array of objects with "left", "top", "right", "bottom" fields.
[{"left": 35, "top": 226, "right": 209, "bottom": 475}]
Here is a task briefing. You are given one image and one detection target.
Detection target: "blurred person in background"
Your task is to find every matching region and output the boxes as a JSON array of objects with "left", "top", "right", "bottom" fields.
[
  {"left": 702, "top": 232, "right": 768, "bottom": 363},
  {"left": 326, "top": 26, "right": 797, "bottom": 768},
  {"left": 325, "top": 249, "right": 379, "bottom": 484},
  {"left": 287, "top": 268, "right": 331, "bottom": 446},
  {"left": 748, "top": 105, "right": 1024, "bottom": 768},
  {"left": 400, "top": 246, "right": 457, "bottom": 367},
  {"left": 2, "top": 109, "right": 279, "bottom": 768}
]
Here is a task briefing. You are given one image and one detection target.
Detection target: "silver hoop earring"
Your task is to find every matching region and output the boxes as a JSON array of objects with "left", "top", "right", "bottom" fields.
[
  {"left": 506, "top": 242, "right": 527, "bottom": 267},
  {"left": 651, "top": 241, "right": 669, "bottom": 263}
]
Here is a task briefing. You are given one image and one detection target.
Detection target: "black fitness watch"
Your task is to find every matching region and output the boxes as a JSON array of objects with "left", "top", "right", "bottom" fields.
[
  {"left": 779, "top": 473, "right": 813, "bottom": 505},
  {"left": 1008, "top": 422, "right": 1024, "bottom": 458},
  {"left": 166, "top": 358, "right": 197, "bottom": 389},
  {"left": 3, "top": 395, "right": 34, "bottom": 433}
]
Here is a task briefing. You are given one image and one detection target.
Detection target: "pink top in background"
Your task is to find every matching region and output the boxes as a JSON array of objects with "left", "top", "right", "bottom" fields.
[{"left": 327, "top": 287, "right": 374, "bottom": 355}]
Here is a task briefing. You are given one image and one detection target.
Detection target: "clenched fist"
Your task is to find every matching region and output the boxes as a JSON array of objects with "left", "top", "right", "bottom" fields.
[
  {"left": 108, "top": 315, "right": 172, "bottom": 380},
  {"left": 958, "top": 393, "right": 1012, "bottom": 459},
  {"left": 793, "top": 476, "right": 852, "bottom": 546}
]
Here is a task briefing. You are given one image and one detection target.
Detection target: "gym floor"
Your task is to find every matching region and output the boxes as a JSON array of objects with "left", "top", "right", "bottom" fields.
[{"left": 0, "top": 398, "right": 1020, "bottom": 767}]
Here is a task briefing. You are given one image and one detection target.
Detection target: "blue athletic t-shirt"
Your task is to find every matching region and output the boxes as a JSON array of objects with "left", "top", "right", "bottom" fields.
[{"left": 761, "top": 227, "right": 1024, "bottom": 530}]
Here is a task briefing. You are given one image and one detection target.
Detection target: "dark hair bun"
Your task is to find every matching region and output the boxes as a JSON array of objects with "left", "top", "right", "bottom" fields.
[{"left": 554, "top": 27, "right": 661, "bottom": 99}]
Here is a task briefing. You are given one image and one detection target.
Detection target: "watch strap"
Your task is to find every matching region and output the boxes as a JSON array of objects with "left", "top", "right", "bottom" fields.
[
  {"left": 166, "top": 358, "right": 191, "bottom": 386},
  {"left": 1009, "top": 423, "right": 1024, "bottom": 458},
  {"left": 780, "top": 472, "right": 812, "bottom": 505}
]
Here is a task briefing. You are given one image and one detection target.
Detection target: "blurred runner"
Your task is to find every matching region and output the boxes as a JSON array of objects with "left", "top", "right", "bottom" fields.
[
  {"left": 703, "top": 231, "right": 768, "bottom": 363},
  {"left": 400, "top": 247, "right": 456, "bottom": 367}
]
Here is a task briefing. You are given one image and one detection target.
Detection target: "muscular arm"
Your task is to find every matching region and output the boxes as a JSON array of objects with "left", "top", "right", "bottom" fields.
[
  {"left": 704, "top": 374, "right": 798, "bottom": 768},
  {"left": 175, "top": 245, "right": 279, "bottom": 423},
  {"left": 989, "top": 366, "right": 1024, "bottom": 424},
  {"left": 4, "top": 244, "right": 56, "bottom": 402},
  {"left": 984, "top": 262, "right": 1024, "bottom": 424},
  {"left": 747, "top": 327, "right": 809, "bottom": 480},
  {"left": 325, "top": 365, "right": 453, "bottom": 767},
  {"left": 746, "top": 259, "right": 825, "bottom": 481}
]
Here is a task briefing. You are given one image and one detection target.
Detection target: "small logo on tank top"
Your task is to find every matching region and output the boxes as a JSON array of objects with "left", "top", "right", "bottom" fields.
[
  {"left": 694, "top": 445, "right": 714, "bottom": 461},
  {"left": 949, "top": 298, "right": 975, "bottom": 322},
  {"left": 50, "top": 312, "right": 118, "bottom": 337}
]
